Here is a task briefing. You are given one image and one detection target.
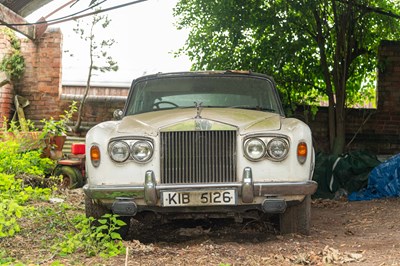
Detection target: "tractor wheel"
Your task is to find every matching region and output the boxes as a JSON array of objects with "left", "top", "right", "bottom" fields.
[{"left": 54, "top": 165, "right": 84, "bottom": 189}]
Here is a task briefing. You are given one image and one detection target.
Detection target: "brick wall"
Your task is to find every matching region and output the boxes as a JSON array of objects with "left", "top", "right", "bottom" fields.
[
  {"left": 0, "top": 81, "right": 13, "bottom": 124},
  {"left": 0, "top": 31, "right": 14, "bottom": 123},
  {"left": 1, "top": 29, "right": 399, "bottom": 154},
  {"left": 13, "top": 28, "right": 63, "bottom": 121},
  {"left": 60, "top": 85, "right": 128, "bottom": 132}
]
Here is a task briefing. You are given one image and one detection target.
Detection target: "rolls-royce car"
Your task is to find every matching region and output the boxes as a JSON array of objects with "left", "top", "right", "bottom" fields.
[{"left": 83, "top": 71, "right": 317, "bottom": 237}]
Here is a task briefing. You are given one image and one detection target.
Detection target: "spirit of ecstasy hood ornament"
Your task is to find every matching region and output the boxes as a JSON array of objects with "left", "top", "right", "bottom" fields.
[
  {"left": 194, "top": 101, "right": 212, "bottom": 130},
  {"left": 194, "top": 101, "right": 203, "bottom": 119}
]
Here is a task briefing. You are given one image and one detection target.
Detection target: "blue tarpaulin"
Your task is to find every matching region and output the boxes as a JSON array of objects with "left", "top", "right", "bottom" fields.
[{"left": 349, "top": 154, "right": 400, "bottom": 201}]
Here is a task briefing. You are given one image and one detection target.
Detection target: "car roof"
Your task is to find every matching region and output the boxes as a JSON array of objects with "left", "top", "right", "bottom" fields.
[{"left": 130, "top": 70, "right": 275, "bottom": 85}]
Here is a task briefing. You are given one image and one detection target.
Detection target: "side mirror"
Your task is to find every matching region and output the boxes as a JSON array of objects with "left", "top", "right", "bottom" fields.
[{"left": 113, "top": 109, "right": 123, "bottom": 120}]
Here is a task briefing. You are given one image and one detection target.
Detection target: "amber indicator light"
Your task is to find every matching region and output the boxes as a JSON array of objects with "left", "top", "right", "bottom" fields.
[
  {"left": 90, "top": 146, "right": 100, "bottom": 161},
  {"left": 297, "top": 142, "right": 307, "bottom": 157}
]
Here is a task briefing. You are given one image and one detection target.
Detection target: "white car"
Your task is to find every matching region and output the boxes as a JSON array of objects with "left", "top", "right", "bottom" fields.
[{"left": 83, "top": 71, "right": 317, "bottom": 237}]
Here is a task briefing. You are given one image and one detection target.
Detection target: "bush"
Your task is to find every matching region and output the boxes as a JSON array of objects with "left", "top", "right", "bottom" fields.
[
  {"left": 54, "top": 213, "right": 126, "bottom": 258},
  {"left": 0, "top": 139, "right": 126, "bottom": 261},
  {"left": 0, "top": 140, "right": 54, "bottom": 176},
  {"left": 0, "top": 140, "right": 55, "bottom": 238}
]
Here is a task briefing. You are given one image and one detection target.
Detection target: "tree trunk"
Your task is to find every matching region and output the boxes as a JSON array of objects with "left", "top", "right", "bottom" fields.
[
  {"left": 313, "top": 8, "right": 336, "bottom": 153},
  {"left": 73, "top": 25, "right": 95, "bottom": 133},
  {"left": 73, "top": 66, "right": 92, "bottom": 133},
  {"left": 331, "top": 1, "right": 356, "bottom": 155}
]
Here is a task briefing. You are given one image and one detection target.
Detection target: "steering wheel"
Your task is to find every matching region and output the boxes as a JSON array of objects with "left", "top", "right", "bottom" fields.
[{"left": 153, "top": 101, "right": 179, "bottom": 109}]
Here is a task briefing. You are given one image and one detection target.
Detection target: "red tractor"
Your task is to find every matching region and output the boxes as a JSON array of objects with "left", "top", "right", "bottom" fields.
[{"left": 53, "top": 143, "right": 86, "bottom": 189}]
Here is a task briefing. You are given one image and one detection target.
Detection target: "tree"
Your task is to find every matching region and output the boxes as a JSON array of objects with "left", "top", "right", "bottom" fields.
[
  {"left": 174, "top": 0, "right": 400, "bottom": 155},
  {"left": 71, "top": 10, "right": 118, "bottom": 133}
]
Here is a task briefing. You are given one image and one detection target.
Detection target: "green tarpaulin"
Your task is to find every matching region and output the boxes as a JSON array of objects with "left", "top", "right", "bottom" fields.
[{"left": 312, "top": 151, "right": 381, "bottom": 199}]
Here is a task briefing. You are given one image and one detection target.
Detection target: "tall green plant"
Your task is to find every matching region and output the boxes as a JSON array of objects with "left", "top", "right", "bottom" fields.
[{"left": 70, "top": 10, "right": 118, "bottom": 132}]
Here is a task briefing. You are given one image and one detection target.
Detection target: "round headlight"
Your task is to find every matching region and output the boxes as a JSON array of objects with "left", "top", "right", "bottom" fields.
[
  {"left": 109, "top": 141, "right": 130, "bottom": 162},
  {"left": 267, "top": 138, "right": 289, "bottom": 160},
  {"left": 131, "top": 141, "right": 153, "bottom": 162},
  {"left": 244, "top": 138, "right": 266, "bottom": 161}
]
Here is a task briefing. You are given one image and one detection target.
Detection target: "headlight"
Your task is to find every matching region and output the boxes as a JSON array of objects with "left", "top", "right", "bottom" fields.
[
  {"left": 131, "top": 141, "right": 153, "bottom": 162},
  {"left": 244, "top": 138, "right": 266, "bottom": 161},
  {"left": 267, "top": 138, "right": 289, "bottom": 161},
  {"left": 109, "top": 141, "right": 130, "bottom": 162}
]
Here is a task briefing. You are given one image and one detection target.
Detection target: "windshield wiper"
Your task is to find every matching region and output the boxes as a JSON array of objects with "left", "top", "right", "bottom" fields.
[{"left": 229, "top": 106, "right": 276, "bottom": 113}]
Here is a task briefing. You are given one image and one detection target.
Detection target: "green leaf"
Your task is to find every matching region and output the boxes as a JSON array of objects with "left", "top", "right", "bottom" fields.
[
  {"left": 102, "top": 213, "right": 112, "bottom": 218},
  {"left": 8, "top": 228, "right": 15, "bottom": 236},
  {"left": 97, "top": 219, "right": 107, "bottom": 225},
  {"left": 115, "top": 219, "right": 127, "bottom": 226},
  {"left": 110, "top": 232, "right": 122, "bottom": 240},
  {"left": 96, "top": 232, "right": 105, "bottom": 238}
]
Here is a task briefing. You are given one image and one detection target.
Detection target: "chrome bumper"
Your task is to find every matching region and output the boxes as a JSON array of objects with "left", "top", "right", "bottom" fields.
[{"left": 83, "top": 167, "right": 318, "bottom": 205}]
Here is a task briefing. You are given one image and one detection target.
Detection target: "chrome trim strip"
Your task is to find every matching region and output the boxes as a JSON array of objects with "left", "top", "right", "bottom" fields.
[{"left": 83, "top": 181, "right": 318, "bottom": 200}]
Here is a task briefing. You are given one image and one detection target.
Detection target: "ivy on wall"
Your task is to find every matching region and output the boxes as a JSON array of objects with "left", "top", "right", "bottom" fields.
[{"left": 0, "top": 28, "right": 25, "bottom": 81}]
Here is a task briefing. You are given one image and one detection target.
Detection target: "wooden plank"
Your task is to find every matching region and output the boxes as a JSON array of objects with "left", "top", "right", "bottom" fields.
[{"left": 14, "top": 95, "right": 29, "bottom": 131}]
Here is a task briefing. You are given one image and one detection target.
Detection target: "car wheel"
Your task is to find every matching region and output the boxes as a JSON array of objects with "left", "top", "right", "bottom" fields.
[
  {"left": 279, "top": 195, "right": 311, "bottom": 235},
  {"left": 54, "top": 165, "right": 84, "bottom": 189}
]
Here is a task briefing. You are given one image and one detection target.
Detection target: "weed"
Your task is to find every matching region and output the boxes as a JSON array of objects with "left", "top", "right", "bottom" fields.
[
  {"left": 53, "top": 213, "right": 126, "bottom": 258},
  {"left": 40, "top": 101, "right": 77, "bottom": 138},
  {"left": 0, "top": 140, "right": 55, "bottom": 238},
  {"left": 0, "top": 141, "right": 54, "bottom": 176},
  {"left": 0, "top": 248, "right": 17, "bottom": 264}
]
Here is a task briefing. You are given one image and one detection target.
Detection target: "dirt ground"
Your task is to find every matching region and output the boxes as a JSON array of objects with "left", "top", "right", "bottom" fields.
[
  {"left": 4, "top": 192, "right": 400, "bottom": 265},
  {"left": 68, "top": 195, "right": 400, "bottom": 265}
]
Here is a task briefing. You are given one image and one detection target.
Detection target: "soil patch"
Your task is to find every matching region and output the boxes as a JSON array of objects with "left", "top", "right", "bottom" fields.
[{"left": 2, "top": 191, "right": 400, "bottom": 265}]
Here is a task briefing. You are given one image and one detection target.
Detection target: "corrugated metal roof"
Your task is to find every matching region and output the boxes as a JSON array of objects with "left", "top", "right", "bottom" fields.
[{"left": 1, "top": 0, "right": 52, "bottom": 17}]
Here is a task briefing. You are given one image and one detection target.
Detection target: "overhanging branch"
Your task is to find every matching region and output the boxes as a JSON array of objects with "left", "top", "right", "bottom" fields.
[{"left": 336, "top": 0, "right": 400, "bottom": 19}]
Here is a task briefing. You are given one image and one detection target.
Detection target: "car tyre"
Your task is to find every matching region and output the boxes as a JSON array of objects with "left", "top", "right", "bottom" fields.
[
  {"left": 279, "top": 195, "right": 311, "bottom": 235},
  {"left": 54, "top": 165, "right": 84, "bottom": 189}
]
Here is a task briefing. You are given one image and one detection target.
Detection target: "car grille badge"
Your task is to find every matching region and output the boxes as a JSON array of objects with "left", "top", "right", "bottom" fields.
[{"left": 195, "top": 119, "right": 212, "bottom": 131}]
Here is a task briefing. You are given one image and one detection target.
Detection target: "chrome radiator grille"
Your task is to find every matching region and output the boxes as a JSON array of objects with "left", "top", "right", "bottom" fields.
[{"left": 160, "top": 131, "right": 237, "bottom": 184}]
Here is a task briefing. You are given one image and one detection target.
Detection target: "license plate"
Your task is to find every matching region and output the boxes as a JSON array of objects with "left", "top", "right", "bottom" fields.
[{"left": 161, "top": 189, "right": 237, "bottom": 207}]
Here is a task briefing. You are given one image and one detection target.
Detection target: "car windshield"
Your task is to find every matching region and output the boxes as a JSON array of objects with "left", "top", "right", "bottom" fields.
[{"left": 125, "top": 74, "right": 284, "bottom": 115}]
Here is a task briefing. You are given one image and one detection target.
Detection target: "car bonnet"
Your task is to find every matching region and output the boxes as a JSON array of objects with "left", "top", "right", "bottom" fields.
[{"left": 116, "top": 108, "right": 282, "bottom": 136}]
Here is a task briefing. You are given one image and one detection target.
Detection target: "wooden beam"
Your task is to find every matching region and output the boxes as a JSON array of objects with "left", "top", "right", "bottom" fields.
[{"left": 0, "top": 4, "right": 36, "bottom": 40}]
